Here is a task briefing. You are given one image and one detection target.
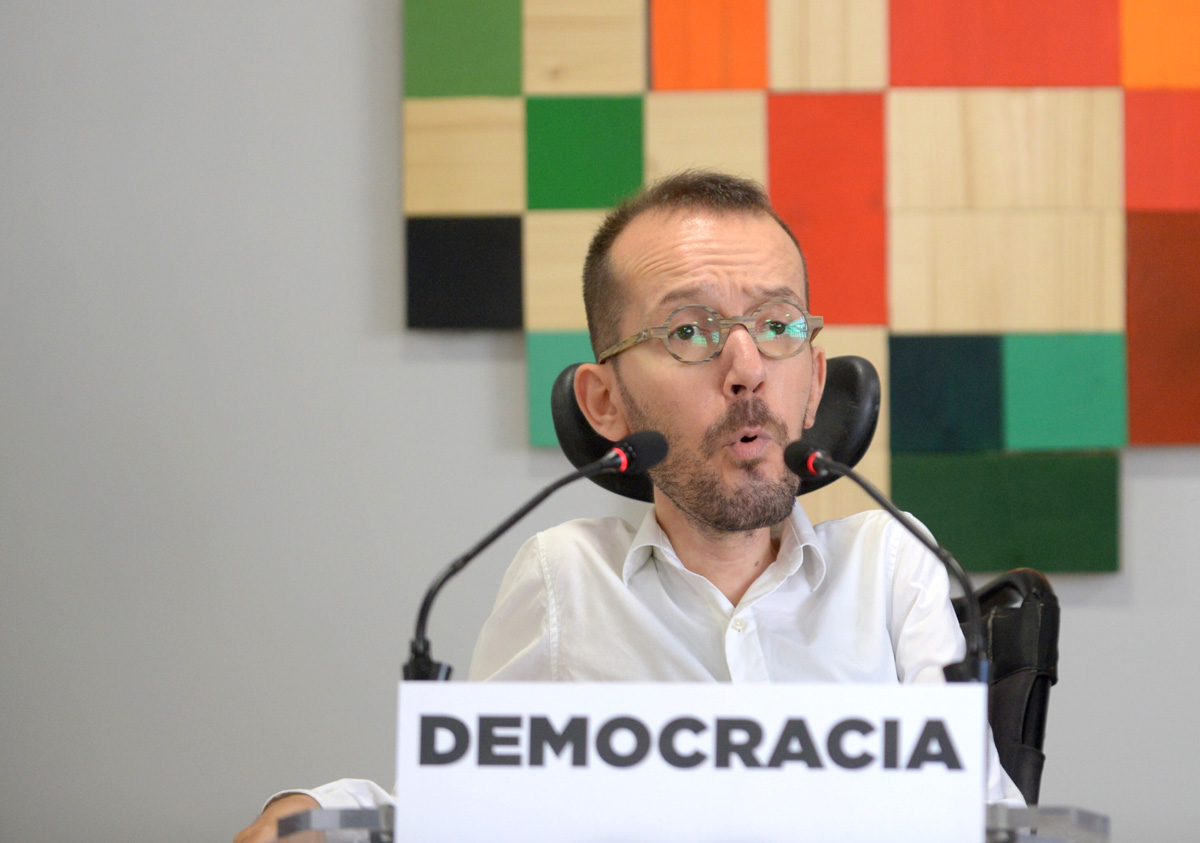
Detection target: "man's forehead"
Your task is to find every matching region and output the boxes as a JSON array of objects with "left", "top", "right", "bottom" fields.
[{"left": 610, "top": 207, "right": 808, "bottom": 312}]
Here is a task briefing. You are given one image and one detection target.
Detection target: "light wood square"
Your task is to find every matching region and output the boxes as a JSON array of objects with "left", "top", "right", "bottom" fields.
[
  {"left": 768, "top": 0, "right": 887, "bottom": 91},
  {"left": 524, "top": 0, "right": 648, "bottom": 94},
  {"left": 802, "top": 325, "right": 891, "bottom": 524},
  {"left": 889, "top": 209, "right": 1126, "bottom": 333},
  {"left": 887, "top": 88, "right": 1124, "bottom": 210},
  {"left": 403, "top": 98, "right": 525, "bottom": 215},
  {"left": 523, "top": 210, "right": 607, "bottom": 332},
  {"left": 644, "top": 91, "right": 768, "bottom": 184}
]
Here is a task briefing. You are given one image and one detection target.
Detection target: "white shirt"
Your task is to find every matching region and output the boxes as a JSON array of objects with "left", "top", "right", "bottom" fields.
[{"left": 290, "top": 504, "right": 1023, "bottom": 810}]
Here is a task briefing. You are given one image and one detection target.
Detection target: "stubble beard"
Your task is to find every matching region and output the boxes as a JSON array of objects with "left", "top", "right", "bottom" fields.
[{"left": 618, "top": 381, "right": 807, "bottom": 538}]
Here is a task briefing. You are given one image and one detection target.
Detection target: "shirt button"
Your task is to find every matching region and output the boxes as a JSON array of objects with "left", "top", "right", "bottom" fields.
[{"left": 730, "top": 617, "right": 747, "bottom": 632}]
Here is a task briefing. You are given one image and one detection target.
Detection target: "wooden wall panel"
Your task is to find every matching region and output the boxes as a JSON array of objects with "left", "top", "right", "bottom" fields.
[
  {"left": 523, "top": 210, "right": 606, "bottom": 332},
  {"left": 768, "top": 0, "right": 887, "bottom": 91},
  {"left": 889, "top": 210, "right": 1125, "bottom": 333},
  {"left": 1121, "top": 0, "right": 1200, "bottom": 88},
  {"left": 644, "top": 92, "right": 767, "bottom": 184},
  {"left": 651, "top": 0, "right": 768, "bottom": 89},
  {"left": 801, "top": 326, "right": 891, "bottom": 524},
  {"left": 1126, "top": 91, "right": 1200, "bottom": 211},
  {"left": 887, "top": 89, "right": 1123, "bottom": 210},
  {"left": 523, "top": 0, "right": 647, "bottom": 94},
  {"left": 403, "top": 98, "right": 525, "bottom": 214}
]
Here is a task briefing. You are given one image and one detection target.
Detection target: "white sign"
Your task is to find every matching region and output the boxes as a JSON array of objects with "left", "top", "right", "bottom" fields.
[{"left": 396, "top": 681, "right": 987, "bottom": 842}]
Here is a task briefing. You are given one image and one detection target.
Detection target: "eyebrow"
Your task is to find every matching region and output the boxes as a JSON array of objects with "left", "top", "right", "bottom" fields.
[{"left": 652, "top": 283, "right": 805, "bottom": 313}]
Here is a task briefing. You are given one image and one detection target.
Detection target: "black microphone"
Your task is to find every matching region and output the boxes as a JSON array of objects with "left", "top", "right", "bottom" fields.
[
  {"left": 403, "top": 431, "right": 668, "bottom": 681},
  {"left": 784, "top": 441, "right": 989, "bottom": 684}
]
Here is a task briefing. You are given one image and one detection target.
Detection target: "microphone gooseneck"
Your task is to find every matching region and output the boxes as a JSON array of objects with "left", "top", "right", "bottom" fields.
[
  {"left": 784, "top": 441, "right": 989, "bottom": 684},
  {"left": 403, "top": 431, "right": 669, "bottom": 681}
]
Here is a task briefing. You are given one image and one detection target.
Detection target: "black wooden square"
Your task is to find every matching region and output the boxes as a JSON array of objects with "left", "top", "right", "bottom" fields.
[{"left": 406, "top": 216, "right": 522, "bottom": 329}]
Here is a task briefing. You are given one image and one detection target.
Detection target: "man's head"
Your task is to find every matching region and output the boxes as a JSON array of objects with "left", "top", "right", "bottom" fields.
[{"left": 574, "top": 171, "right": 826, "bottom": 537}]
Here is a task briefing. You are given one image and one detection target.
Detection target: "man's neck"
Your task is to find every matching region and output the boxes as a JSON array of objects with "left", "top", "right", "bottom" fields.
[{"left": 652, "top": 495, "right": 781, "bottom": 606}]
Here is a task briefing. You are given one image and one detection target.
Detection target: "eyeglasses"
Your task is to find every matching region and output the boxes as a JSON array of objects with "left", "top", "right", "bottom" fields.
[{"left": 597, "top": 299, "right": 823, "bottom": 365}]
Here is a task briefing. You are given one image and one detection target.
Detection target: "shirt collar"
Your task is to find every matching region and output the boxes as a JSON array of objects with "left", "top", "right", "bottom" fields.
[{"left": 621, "top": 503, "right": 828, "bottom": 591}]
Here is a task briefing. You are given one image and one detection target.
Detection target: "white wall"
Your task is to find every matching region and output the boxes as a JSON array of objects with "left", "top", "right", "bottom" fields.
[{"left": 0, "top": 3, "right": 1196, "bottom": 840}]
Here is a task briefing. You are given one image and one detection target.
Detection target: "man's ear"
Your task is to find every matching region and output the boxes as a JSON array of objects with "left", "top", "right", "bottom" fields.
[
  {"left": 574, "top": 362, "right": 632, "bottom": 443},
  {"left": 803, "top": 346, "right": 828, "bottom": 430}
]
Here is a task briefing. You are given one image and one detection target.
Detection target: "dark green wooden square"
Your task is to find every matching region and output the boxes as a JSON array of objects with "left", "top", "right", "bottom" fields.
[
  {"left": 406, "top": 216, "right": 522, "bottom": 329},
  {"left": 891, "top": 452, "right": 1119, "bottom": 573},
  {"left": 403, "top": 0, "right": 521, "bottom": 97},
  {"left": 889, "top": 335, "right": 1003, "bottom": 453},
  {"left": 526, "top": 97, "right": 644, "bottom": 210}
]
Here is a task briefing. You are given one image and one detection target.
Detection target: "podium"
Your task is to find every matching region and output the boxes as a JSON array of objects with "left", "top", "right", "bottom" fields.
[{"left": 278, "top": 681, "right": 1110, "bottom": 842}]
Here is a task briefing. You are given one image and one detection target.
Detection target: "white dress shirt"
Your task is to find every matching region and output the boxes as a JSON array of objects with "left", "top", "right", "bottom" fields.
[{"left": 288, "top": 504, "right": 1024, "bottom": 810}]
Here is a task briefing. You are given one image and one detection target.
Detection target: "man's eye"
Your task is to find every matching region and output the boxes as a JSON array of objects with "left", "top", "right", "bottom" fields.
[
  {"left": 671, "top": 324, "right": 697, "bottom": 341},
  {"left": 766, "top": 320, "right": 788, "bottom": 336}
]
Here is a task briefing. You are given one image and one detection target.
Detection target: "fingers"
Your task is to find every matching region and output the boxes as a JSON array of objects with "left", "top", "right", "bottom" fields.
[{"left": 233, "top": 794, "right": 320, "bottom": 843}]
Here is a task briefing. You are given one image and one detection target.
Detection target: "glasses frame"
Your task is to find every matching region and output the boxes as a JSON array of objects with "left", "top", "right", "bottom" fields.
[{"left": 597, "top": 298, "right": 824, "bottom": 365}]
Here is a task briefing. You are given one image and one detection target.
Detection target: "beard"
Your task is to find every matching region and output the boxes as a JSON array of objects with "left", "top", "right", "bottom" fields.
[{"left": 618, "top": 382, "right": 805, "bottom": 536}]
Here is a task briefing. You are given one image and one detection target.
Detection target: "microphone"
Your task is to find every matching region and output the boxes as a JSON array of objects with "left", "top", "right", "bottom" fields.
[
  {"left": 784, "top": 441, "right": 989, "bottom": 684},
  {"left": 403, "top": 431, "right": 668, "bottom": 680}
]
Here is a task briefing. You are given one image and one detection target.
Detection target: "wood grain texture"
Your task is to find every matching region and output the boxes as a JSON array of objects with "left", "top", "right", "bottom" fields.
[
  {"left": 768, "top": 0, "right": 887, "bottom": 91},
  {"left": 522, "top": 210, "right": 606, "bottom": 331},
  {"left": 403, "top": 98, "right": 525, "bottom": 214},
  {"left": 523, "top": 0, "right": 647, "bottom": 94},
  {"left": 887, "top": 88, "right": 1123, "bottom": 210},
  {"left": 888, "top": 209, "right": 1125, "bottom": 333},
  {"left": 651, "top": 0, "right": 768, "bottom": 89},
  {"left": 644, "top": 91, "right": 767, "bottom": 184},
  {"left": 801, "top": 326, "right": 891, "bottom": 524}
]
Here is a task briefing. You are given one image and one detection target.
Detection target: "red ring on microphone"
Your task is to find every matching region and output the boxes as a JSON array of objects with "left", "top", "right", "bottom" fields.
[
  {"left": 614, "top": 448, "right": 629, "bottom": 473},
  {"left": 806, "top": 451, "right": 821, "bottom": 476}
]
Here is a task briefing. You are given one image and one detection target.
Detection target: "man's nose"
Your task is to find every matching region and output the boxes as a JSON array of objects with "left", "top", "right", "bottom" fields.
[{"left": 721, "top": 324, "right": 766, "bottom": 397}]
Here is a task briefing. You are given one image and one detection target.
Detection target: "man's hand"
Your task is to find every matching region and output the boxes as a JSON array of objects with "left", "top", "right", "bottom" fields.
[{"left": 233, "top": 793, "right": 320, "bottom": 843}]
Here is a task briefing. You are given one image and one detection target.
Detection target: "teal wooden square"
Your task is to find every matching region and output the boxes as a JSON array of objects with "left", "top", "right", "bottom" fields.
[
  {"left": 1002, "top": 333, "right": 1127, "bottom": 451},
  {"left": 892, "top": 452, "right": 1119, "bottom": 574},
  {"left": 404, "top": 0, "right": 521, "bottom": 96},
  {"left": 527, "top": 97, "right": 643, "bottom": 210},
  {"left": 527, "top": 331, "right": 595, "bottom": 448}
]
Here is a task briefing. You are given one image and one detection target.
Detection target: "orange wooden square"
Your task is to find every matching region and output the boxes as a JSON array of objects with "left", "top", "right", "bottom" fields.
[
  {"left": 1127, "top": 212, "right": 1200, "bottom": 445},
  {"left": 1126, "top": 91, "right": 1200, "bottom": 211},
  {"left": 1122, "top": 0, "right": 1200, "bottom": 88},
  {"left": 651, "top": 0, "right": 767, "bottom": 90},
  {"left": 890, "top": 0, "right": 1120, "bottom": 86},
  {"left": 768, "top": 93, "right": 886, "bottom": 324}
]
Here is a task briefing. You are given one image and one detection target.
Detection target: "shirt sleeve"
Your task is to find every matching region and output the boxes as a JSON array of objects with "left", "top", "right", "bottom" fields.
[
  {"left": 263, "top": 777, "right": 395, "bottom": 811},
  {"left": 466, "top": 532, "right": 557, "bottom": 681},
  {"left": 884, "top": 514, "right": 1026, "bottom": 807}
]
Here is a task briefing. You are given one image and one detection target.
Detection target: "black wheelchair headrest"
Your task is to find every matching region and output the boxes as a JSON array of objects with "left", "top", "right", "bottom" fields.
[{"left": 550, "top": 355, "right": 881, "bottom": 502}]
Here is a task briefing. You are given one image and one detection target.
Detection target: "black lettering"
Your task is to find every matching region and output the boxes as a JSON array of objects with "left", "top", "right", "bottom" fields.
[
  {"left": 883, "top": 719, "right": 899, "bottom": 769},
  {"left": 419, "top": 715, "right": 469, "bottom": 765},
  {"left": 595, "top": 716, "right": 651, "bottom": 768},
  {"left": 906, "top": 719, "right": 963, "bottom": 770},
  {"left": 529, "top": 716, "right": 587, "bottom": 767},
  {"left": 659, "top": 717, "right": 707, "bottom": 768},
  {"left": 715, "top": 718, "right": 763, "bottom": 769},
  {"left": 478, "top": 716, "right": 522, "bottom": 766},
  {"left": 767, "top": 718, "right": 824, "bottom": 768},
  {"left": 827, "top": 718, "right": 875, "bottom": 769}
]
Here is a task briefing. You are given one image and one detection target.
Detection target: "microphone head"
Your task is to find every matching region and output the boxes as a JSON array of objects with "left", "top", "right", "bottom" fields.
[
  {"left": 784, "top": 440, "right": 828, "bottom": 478},
  {"left": 616, "top": 430, "right": 669, "bottom": 474}
]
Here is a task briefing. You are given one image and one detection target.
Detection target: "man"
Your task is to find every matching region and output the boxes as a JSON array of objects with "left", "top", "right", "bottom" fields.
[{"left": 235, "top": 171, "right": 1020, "bottom": 841}]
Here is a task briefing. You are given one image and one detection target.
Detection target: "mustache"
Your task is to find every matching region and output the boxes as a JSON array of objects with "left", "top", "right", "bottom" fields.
[{"left": 701, "top": 399, "right": 790, "bottom": 457}]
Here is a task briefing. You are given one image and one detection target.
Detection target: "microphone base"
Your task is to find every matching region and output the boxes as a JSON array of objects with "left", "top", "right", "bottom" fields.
[
  {"left": 943, "top": 656, "right": 990, "bottom": 684},
  {"left": 403, "top": 643, "right": 453, "bottom": 681}
]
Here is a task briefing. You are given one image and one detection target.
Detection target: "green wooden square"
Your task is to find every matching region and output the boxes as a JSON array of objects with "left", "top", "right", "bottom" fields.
[
  {"left": 1002, "top": 333, "right": 1128, "bottom": 451},
  {"left": 527, "top": 97, "right": 644, "bottom": 209},
  {"left": 527, "top": 331, "right": 595, "bottom": 448},
  {"left": 891, "top": 452, "right": 1119, "bottom": 574},
  {"left": 889, "top": 335, "right": 1003, "bottom": 453},
  {"left": 404, "top": 0, "right": 521, "bottom": 96}
]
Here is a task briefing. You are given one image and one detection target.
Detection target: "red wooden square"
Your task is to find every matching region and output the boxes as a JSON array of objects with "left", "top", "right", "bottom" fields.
[
  {"left": 1127, "top": 212, "right": 1200, "bottom": 444},
  {"left": 1127, "top": 91, "right": 1200, "bottom": 211},
  {"left": 890, "top": 0, "right": 1120, "bottom": 86},
  {"left": 768, "top": 93, "right": 886, "bottom": 325}
]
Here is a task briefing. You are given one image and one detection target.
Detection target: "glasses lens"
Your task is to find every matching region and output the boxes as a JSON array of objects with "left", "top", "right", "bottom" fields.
[
  {"left": 665, "top": 307, "right": 721, "bottom": 362},
  {"left": 753, "top": 301, "right": 811, "bottom": 358}
]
